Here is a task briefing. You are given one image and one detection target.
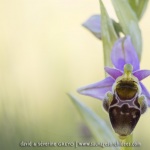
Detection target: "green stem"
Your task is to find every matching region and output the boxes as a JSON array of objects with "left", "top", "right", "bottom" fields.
[{"left": 119, "top": 134, "right": 133, "bottom": 150}]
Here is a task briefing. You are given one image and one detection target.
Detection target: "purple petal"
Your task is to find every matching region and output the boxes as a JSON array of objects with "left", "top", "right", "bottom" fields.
[
  {"left": 82, "top": 15, "right": 101, "bottom": 39},
  {"left": 140, "top": 82, "right": 150, "bottom": 106},
  {"left": 111, "top": 36, "right": 140, "bottom": 71},
  {"left": 133, "top": 70, "right": 150, "bottom": 81},
  {"left": 77, "top": 77, "right": 114, "bottom": 100},
  {"left": 105, "top": 67, "right": 123, "bottom": 79}
]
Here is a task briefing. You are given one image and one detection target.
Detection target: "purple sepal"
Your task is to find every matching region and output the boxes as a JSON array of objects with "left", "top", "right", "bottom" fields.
[{"left": 77, "top": 77, "right": 114, "bottom": 100}]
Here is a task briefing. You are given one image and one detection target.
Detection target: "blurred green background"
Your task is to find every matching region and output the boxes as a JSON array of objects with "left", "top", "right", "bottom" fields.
[{"left": 0, "top": 0, "right": 150, "bottom": 149}]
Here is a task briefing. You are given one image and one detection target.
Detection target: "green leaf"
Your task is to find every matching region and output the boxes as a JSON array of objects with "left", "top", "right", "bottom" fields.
[
  {"left": 128, "top": 0, "right": 139, "bottom": 17},
  {"left": 111, "top": 0, "right": 142, "bottom": 60},
  {"left": 128, "top": 0, "right": 149, "bottom": 20},
  {"left": 99, "top": 0, "right": 118, "bottom": 68},
  {"left": 68, "top": 93, "right": 118, "bottom": 147},
  {"left": 136, "top": 0, "right": 149, "bottom": 20},
  {"left": 112, "top": 20, "right": 123, "bottom": 37},
  {"left": 128, "top": 0, "right": 137, "bottom": 13}
]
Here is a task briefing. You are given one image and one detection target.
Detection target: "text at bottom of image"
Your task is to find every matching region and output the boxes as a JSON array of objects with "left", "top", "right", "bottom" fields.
[{"left": 20, "top": 141, "right": 141, "bottom": 148}]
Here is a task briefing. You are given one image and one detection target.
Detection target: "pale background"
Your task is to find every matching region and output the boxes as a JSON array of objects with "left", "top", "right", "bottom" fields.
[{"left": 0, "top": 0, "right": 150, "bottom": 149}]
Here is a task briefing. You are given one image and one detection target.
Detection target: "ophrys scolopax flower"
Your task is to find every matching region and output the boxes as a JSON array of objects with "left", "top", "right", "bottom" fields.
[{"left": 78, "top": 36, "right": 150, "bottom": 136}]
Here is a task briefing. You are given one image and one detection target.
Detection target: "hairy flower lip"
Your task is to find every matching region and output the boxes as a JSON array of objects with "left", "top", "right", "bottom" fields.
[{"left": 77, "top": 36, "right": 150, "bottom": 106}]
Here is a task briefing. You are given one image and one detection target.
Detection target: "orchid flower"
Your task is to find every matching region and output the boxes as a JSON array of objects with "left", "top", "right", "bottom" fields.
[
  {"left": 78, "top": 36, "right": 150, "bottom": 105},
  {"left": 82, "top": 15, "right": 101, "bottom": 39},
  {"left": 83, "top": 15, "right": 122, "bottom": 40},
  {"left": 77, "top": 36, "right": 150, "bottom": 136}
]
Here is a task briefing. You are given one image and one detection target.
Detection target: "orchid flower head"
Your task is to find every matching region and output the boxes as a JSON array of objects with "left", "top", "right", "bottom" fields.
[
  {"left": 77, "top": 36, "right": 150, "bottom": 136},
  {"left": 77, "top": 36, "right": 150, "bottom": 106}
]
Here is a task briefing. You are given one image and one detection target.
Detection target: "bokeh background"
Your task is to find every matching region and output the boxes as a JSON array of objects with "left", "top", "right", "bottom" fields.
[{"left": 0, "top": 0, "right": 150, "bottom": 149}]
